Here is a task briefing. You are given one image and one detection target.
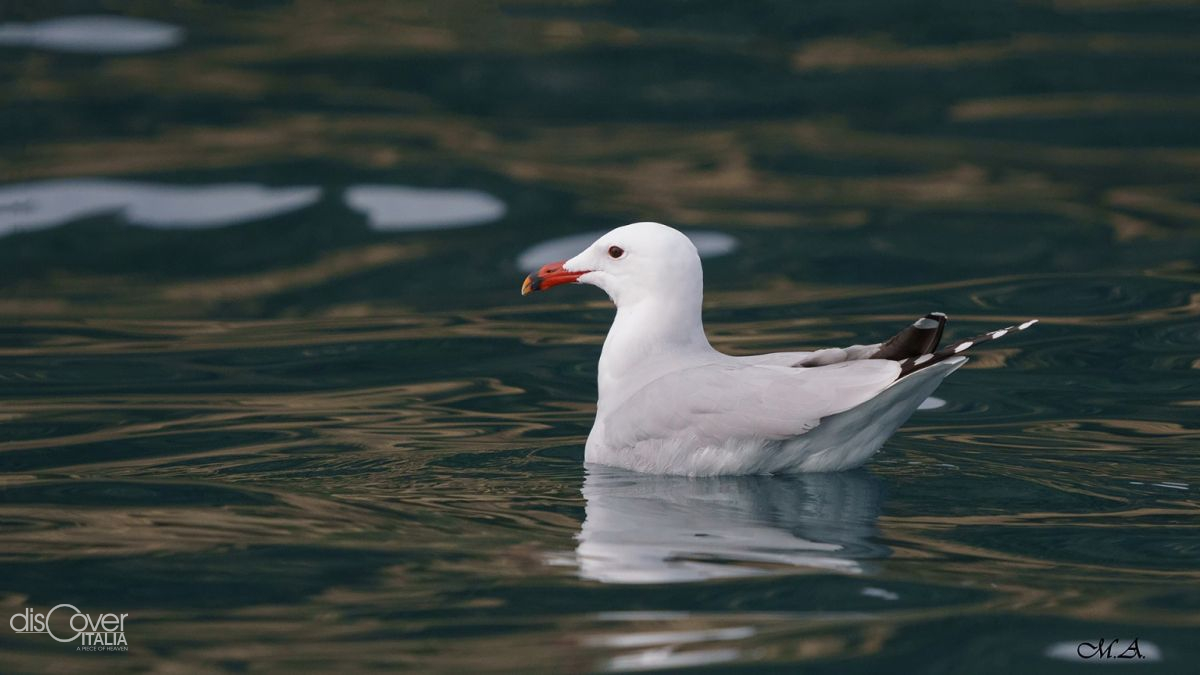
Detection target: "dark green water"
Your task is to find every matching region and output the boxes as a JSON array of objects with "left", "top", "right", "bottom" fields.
[{"left": 2, "top": 1, "right": 1199, "bottom": 672}]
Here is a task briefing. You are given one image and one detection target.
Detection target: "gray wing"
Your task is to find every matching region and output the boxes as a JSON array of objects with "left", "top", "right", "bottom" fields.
[{"left": 604, "top": 359, "right": 902, "bottom": 449}]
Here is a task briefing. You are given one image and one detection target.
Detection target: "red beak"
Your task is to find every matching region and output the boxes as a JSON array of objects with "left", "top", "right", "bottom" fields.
[{"left": 521, "top": 260, "right": 587, "bottom": 295}]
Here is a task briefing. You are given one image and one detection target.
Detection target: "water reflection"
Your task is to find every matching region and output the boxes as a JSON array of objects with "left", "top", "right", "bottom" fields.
[
  {"left": 0, "top": 179, "right": 320, "bottom": 235},
  {"left": 343, "top": 185, "right": 506, "bottom": 231},
  {"left": 918, "top": 396, "right": 947, "bottom": 410},
  {"left": 0, "top": 15, "right": 183, "bottom": 54},
  {"left": 575, "top": 467, "right": 885, "bottom": 583},
  {"left": 604, "top": 644, "right": 743, "bottom": 671},
  {"left": 518, "top": 230, "right": 738, "bottom": 271},
  {"left": 3, "top": 0, "right": 1199, "bottom": 669}
]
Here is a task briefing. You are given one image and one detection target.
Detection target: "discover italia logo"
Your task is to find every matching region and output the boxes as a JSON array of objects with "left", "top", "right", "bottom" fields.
[{"left": 9, "top": 604, "right": 129, "bottom": 652}]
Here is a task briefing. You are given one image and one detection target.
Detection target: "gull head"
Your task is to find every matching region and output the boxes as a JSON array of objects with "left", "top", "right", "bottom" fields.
[{"left": 522, "top": 222, "right": 703, "bottom": 307}]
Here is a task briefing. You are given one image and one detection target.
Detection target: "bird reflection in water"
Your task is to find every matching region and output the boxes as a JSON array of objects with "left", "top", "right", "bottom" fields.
[{"left": 573, "top": 467, "right": 886, "bottom": 583}]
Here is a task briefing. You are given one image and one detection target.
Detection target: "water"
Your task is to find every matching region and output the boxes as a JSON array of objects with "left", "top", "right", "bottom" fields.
[{"left": 2, "top": 1, "right": 1199, "bottom": 672}]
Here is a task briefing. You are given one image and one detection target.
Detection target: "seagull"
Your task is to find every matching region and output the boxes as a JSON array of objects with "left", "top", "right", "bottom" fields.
[{"left": 521, "top": 222, "right": 1036, "bottom": 476}]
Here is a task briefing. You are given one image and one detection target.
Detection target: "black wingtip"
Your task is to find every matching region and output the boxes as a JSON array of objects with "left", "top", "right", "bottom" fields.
[
  {"left": 872, "top": 312, "right": 948, "bottom": 361},
  {"left": 897, "top": 319, "right": 1038, "bottom": 377}
]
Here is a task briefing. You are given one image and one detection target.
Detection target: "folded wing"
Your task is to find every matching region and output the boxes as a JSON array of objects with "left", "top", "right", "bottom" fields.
[{"left": 604, "top": 359, "right": 902, "bottom": 449}]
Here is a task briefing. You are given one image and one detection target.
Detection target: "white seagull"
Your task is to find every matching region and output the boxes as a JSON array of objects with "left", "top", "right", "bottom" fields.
[{"left": 521, "top": 222, "right": 1036, "bottom": 476}]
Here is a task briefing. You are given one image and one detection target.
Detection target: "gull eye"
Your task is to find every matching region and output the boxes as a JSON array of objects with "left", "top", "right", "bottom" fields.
[{"left": 608, "top": 245, "right": 624, "bottom": 259}]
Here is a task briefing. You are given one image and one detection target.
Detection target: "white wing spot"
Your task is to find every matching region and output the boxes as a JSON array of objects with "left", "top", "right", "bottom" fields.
[
  {"left": 913, "top": 318, "right": 938, "bottom": 329},
  {"left": 1018, "top": 320, "right": 1037, "bottom": 330},
  {"left": 990, "top": 329, "right": 1008, "bottom": 339},
  {"left": 954, "top": 341, "right": 973, "bottom": 353},
  {"left": 915, "top": 353, "right": 934, "bottom": 364}
]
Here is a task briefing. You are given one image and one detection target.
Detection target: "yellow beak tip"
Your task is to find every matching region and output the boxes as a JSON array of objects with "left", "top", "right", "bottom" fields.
[{"left": 521, "top": 277, "right": 534, "bottom": 296}]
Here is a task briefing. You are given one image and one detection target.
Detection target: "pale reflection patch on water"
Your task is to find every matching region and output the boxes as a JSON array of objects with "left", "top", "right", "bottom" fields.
[
  {"left": 343, "top": 185, "right": 507, "bottom": 231},
  {"left": 0, "top": 15, "right": 183, "bottom": 54},
  {"left": 0, "top": 179, "right": 321, "bottom": 235}
]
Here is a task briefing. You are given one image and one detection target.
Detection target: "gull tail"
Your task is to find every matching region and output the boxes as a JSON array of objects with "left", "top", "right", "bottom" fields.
[{"left": 895, "top": 318, "right": 1038, "bottom": 377}]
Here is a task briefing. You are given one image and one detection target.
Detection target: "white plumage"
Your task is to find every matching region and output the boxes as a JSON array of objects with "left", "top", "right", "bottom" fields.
[{"left": 522, "top": 222, "right": 1034, "bottom": 476}]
